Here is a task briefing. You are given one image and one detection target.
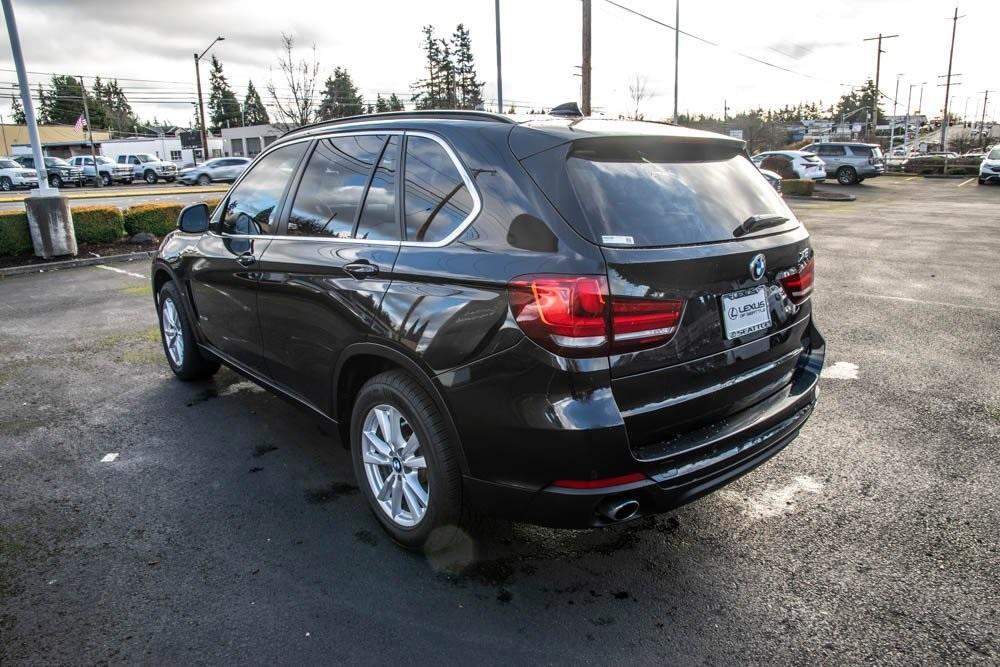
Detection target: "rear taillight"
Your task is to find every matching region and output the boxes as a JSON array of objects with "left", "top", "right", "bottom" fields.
[
  {"left": 509, "top": 274, "right": 684, "bottom": 357},
  {"left": 779, "top": 258, "right": 814, "bottom": 304}
]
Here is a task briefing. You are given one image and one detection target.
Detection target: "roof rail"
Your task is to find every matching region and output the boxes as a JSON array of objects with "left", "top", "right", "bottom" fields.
[{"left": 281, "top": 110, "right": 516, "bottom": 137}]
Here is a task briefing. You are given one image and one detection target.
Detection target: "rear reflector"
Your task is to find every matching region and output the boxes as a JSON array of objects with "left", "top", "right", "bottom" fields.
[
  {"left": 779, "top": 258, "right": 814, "bottom": 304},
  {"left": 509, "top": 274, "right": 684, "bottom": 357},
  {"left": 552, "top": 473, "right": 647, "bottom": 489}
]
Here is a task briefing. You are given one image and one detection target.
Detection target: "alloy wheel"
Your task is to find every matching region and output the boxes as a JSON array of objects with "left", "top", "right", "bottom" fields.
[
  {"left": 160, "top": 297, "right": 184, "bottom": 366},
  {"left": 361, "top": 404, "right": 429, "bottom": 527}
]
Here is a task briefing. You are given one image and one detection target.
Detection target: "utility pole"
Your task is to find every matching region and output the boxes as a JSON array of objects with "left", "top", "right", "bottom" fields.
[
  {"left": 723, "top": 98, "right": 728, "bottom": 123},
  {"left": 940, "top": 7, "right": 962, "bottom": 151},
  {"left": 673, "top": 0, "right": 679, "bottom": 123},
  {"left": 863, "top": 32, "right": 899, "bottom": 140},
  {"left": 581, "top": 0, "right": 591, "bottom": 116},
  {"left": 194, "top": 36, "right": 224, "bottom": 159},
  {"left": 888, "top": 74, "right": 901, "bottom": 150},
  {"left": 494, "top": 0, "right": 503, "bottom": 113},
  {"left": 79, "top": 75, "right": 100, "bottom": 188},
  {"left": 980, "top": 90, "right": 995, "bottom": 149}
]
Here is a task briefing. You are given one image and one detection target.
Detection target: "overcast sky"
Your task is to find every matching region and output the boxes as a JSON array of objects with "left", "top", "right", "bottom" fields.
[{"left": 1, "top": 0, "right": 997, "bottom": 128}]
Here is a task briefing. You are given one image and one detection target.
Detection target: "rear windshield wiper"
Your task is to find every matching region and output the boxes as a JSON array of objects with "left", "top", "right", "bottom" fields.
[{"left": 735, "top": 213, "right": 790, "bottom": 237}]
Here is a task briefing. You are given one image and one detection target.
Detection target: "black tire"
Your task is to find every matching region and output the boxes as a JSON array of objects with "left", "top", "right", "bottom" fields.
[
  {"left": 197, "top": 174, "right": 211, "bottom": 186},
  {"left": 0, "top": 177, "right": 11, "bottom": 191},
  {"left": 143, "top": 170, "right": 157, "bottom": 184},
  {"left": 156, "top": 282, "right": 220, "bottom": 381},
  {"left": 165, "top": 177, "right": 175, "bottom": 183},
  {"left": 49, "top": 174, "right": 62, "bottom": 188},
  {"left": 350, "top": 370, "right": 467, "bottom": 551},
  {"left": 101, "top": 172, "right": 112, "bottom": 187},
  {"left": 124, "top": 179, "right": 133, "bottom": 185},
  {"left": 836, "top": 167, "right": 858, "bottom": 185}
]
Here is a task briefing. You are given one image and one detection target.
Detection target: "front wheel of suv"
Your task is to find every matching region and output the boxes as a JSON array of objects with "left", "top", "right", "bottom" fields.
[
  {"left": 350, "top": 370, "right": 466, "bottom": 551},
  {"left": 836, "top": 166, "right": 858, "bottom": 185},
  {"left": 156, "top": 282, "right": 220, "bottom": 381}
]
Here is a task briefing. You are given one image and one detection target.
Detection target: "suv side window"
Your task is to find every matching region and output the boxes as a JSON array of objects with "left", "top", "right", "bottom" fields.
[
  {"left": 286, "top": 134, "right": 386, "bottom": 238},
  {"left": 221, "top": 143, "right": 307, "bottom": 236},
  {"left": 816, "top": 145, "right": 846, "bottom": 156},
  {"left": 850, "top": 145, "right": 873, "bottom": 157},
  {"left": 355, "top": 136, "right": 401, "bottom": 241},
  {"left": 403, "top": 136, "right": 474, "bottom": 243}
]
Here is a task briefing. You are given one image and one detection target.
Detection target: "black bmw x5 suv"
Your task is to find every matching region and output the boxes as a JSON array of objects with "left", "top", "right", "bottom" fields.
[{"left": 152, "top": 111, "right": 824, "bottom": 550}]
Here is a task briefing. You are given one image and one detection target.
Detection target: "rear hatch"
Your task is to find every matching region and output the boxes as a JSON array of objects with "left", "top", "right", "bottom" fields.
[{"left": 517, "top": 131, "right": 816, "bottom": 454}]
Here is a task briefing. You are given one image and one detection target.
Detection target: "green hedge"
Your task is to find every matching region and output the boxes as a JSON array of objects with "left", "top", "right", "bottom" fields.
[
  {"left": 123, "top": 203, "right": 183, "bottom": 236},
  {"left": 0, "top": 210, "right": 31, "bottom": 256},
  {"left": 782, "top": 179, "right": 815, "bottom": 197},
  {"left": 903, "top": 155, "right": 982, "bottom": 175},
  {"left": 71, "top": 205, "right": 125, "bottom": 243}
]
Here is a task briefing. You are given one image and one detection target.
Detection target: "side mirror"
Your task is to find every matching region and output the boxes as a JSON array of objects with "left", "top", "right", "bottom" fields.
[{"left": 177, "top": 203, "right": 210, "bottom": 234}]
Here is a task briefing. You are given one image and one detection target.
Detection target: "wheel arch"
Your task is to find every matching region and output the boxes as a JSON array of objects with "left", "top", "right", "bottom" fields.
[{"left": 333, "top": 342, "right": 469, "bottom": 474}]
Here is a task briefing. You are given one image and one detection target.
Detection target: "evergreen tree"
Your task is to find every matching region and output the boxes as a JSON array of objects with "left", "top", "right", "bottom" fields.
[
  {"left": 833, "top": 79, "right": 883, "bottom": 127},
  {"left": 387, "top": 93, "right": 404, "bottom": 111},
  {"left": 101, "top": 80, "right": 139, "bottom": 134},
  {"left": 242, "top": 80, "right": 269, "bottom": 125},
  {"left": 412, "top": 26, "right": 445, "bottom": 109},
  {"left": 452, "top": 24, "right": 484, "bottom": 109},
  {"left": 375, "top": 94, "right": 389, "bottom": 113},
  {"left": 208, "top": 55, "right": 242, "bottom": 130},
  {"left": 10, "top": 95, "right": 26, "bottom": 124},
  {"left": 317, "top": 67, "right": 364, "bottom": 119},
  {"left": 87, "top": 76, "right": 110, "bottom": 129},
  {"left": 38, "top": 75, "right": 87, "bottom": 125}
]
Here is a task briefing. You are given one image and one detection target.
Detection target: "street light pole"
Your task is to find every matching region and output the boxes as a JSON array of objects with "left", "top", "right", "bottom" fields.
[
  {"left": 194, "top": 36, "right": 224, "bottom": 160},
  {"left": 673, "top": 0, "right": 679, "bottom": 123},
  {"left": 2, "top": 0, "right": 48, "bottom": 190},
  {"left": 581, "top": 0, "right": 591, "bottom": 115},
  {"left": 494, "top": 0, "right": 503, "bottom": 113}
]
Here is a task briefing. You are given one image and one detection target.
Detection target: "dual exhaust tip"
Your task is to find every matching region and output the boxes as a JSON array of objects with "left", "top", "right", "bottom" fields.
[{"left": 598, "top": 497, "right": 640, "bottom": 523}]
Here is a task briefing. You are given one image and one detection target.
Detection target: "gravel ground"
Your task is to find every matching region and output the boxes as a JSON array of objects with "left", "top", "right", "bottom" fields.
[{"left": 0, "top": 177, "right": 996, "bottom": 664}]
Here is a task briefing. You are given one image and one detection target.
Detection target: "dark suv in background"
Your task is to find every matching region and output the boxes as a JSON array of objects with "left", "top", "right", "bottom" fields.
[
  {"left": 802, "top": 142, "right": 884, "bottom": 185},
  {"left": 152, "top": 112, "right": 824, "bottom": 550}
]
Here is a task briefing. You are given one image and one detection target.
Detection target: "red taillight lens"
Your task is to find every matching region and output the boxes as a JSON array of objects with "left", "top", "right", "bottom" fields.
[
  {"left": 509, "top": 275, "right": 609, "bottom": 357},
  {"left": 611, "top": 298, "right": 684, "bottom": 352},
  {"left": 779, "top": 258, "right": 814, "bottom": 304},
  {"left": 509, "top": 274, "right": 685, "bottom": 357},
  {"left": 552, "top": 473, "right": 647, "bottom": 489}
]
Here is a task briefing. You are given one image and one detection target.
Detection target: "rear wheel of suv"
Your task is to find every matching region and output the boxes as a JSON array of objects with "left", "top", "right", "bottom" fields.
[
  {"left": 350, "top": 370, "right": 466, "bottom": 551},
  {"left": 197, "top": 174, "right": 211, "bottom": 186},
  {"left": 143, "top": 170, "right": 158, "bottom": 184},
  {"left": 156, "top": 282, "right": 219, "bottom": 381},
  {"left": 836, "top": 166, "right": 858, "bottom": 185}
]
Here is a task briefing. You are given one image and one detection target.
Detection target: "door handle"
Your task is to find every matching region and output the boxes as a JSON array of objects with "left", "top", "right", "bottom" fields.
[
  {"left": 236, "top": 252, "right": 256, "bottom": 267},
  {"left": 344, "top": 261, "right": 378, "bottom": 279}
]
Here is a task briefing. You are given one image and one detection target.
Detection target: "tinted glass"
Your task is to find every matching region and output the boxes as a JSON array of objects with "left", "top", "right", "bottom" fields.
[
  {"left": 221, "top": 142, "right": 306, "bottom": 236},
  {"left": 0, "top": 159, "right": 19, "bottom": 169},
  {"left": 96, "top": 156, "right": 113, "bottom": 164},
  {"left": 403, "top": 136, "right": 473, "bottom": 243},
  {"left": 286, "top": 134, "right": 385, "bottom": 238},
  {"left": 564, "top": 146, "right": 794, "bottom": 247},
  {"left": 851, "top": 145, "right": 873, "bottom": 157},
  {"left": 989, "top": 149, "right": 1000, "bottom": 160},
  {"left": 816, "top": 145, "right": 846, "bottom": 156},
  {"left": 45, "top": 158, "right": 70, "bottom": 167},
  {"left": 355, "top": 136, "right": 400, "bottom": 241}
]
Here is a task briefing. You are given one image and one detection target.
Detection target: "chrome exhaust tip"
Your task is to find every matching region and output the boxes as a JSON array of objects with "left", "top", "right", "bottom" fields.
[{"left": 598, "top": 498, "right": 640, "bottom": 523}]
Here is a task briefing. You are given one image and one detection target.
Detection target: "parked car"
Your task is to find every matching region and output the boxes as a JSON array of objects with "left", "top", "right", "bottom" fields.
[
  {"left": 177, "top": 157, "right": 250, "bottom": 185},
  {"left": 152, "top": 112, "right": 824, "bottom": 550},
  {"left": 115, "top": 153, "right": 177, "bottom": 184},
  {"left": 12, "top": 155, "right": 85, "bottom": 188},
  {"left": 0, "top": 157, "right": 38, "bottom": 190},
  {"left": 758, "top": 168, "right": 782, "bottom": 193},
  {"left": 978, "top": 147, "right": 1000, "bottom": 185},
  {"left": 750, "top": 150, "right": 826, "bottom": 181},
  {"left": 800, "top": 142, "right": 884, "bottom": 185},
  {"left": 67, "top": 155, "right": 134, "bottom": 186}
]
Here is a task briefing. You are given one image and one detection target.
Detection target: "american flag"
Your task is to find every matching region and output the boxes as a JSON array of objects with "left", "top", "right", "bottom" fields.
[{"left": 74, "top": 115, "right": 87, "bottom": 132}]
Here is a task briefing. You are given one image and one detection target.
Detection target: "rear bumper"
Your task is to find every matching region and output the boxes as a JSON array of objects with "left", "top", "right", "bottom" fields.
[{"left": 452, "top": 319, "right": 825, "bottom": 528}]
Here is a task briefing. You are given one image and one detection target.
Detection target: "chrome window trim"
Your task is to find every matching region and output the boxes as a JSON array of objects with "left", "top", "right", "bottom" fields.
[{"left": 209, "top": 129, "right": 481, "bottom": 248}]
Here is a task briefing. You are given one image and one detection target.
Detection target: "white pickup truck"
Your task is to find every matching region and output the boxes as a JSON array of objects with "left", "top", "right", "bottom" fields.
[
  {"left": 67, "top": 155, "right": 134, "bottom": 186},
  {"left": 115, "top": 153, "right": 178, "bottom": 184}
]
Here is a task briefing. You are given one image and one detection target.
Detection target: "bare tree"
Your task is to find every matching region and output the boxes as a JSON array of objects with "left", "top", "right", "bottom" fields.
[
  {"left": 628, "top": 75, "right": 653, "bottom": 120},
  {"left": 266, "top": 33, "right": 320, "bottom": 129}
]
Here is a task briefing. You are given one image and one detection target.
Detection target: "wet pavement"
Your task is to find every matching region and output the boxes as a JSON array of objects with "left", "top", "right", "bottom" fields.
[{"left": 0, "top": 178, "right": 997, "bottom": 663}]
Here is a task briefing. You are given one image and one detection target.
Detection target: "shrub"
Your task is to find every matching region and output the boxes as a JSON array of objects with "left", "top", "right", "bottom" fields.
[
  {"left": 201, "top": 197, "right": 222, "bottom": 213},
  {"left": 123, "top": 203, "right": 183, "bottom": 236},
  {"left": 71, "top": 205, "right": 125, "bottom": 243},
  {"left": 0, "top": 209, "right": 31, "bottom": 257},
  {"left": 782, "top": 179, "right": 815, "bottom": 197},
  {"left": 903, "top": 155, "right": 982, "bottom": 175}
]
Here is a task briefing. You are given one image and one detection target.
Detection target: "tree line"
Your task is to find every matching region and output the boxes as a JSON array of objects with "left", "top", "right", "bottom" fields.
[{"left": 9, "top": 75, "right": 140, "bottom": 133}]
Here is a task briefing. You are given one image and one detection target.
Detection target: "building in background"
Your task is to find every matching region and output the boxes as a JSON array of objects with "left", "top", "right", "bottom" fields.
[
  {"left": 221, "top": 124, "right": 282, "bottom": 158},
  {"left": 0, "top": 123, "right": 111, "bottom": 157},
  {"left": 96, "top": 136, "right": 223, "bottom": 165}
]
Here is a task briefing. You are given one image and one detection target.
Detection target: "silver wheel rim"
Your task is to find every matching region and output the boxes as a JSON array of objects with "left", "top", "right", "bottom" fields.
[
  {"left": 161, "top": 297, "right": 184, "bottom": 366},
  {"left": 361, "top": 404, "right": 429, "bottom": 527}
]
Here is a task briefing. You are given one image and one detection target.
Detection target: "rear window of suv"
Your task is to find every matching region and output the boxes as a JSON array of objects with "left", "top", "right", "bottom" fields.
[{"left": 551, "top": 138, "right": 795, "bottom": 247}]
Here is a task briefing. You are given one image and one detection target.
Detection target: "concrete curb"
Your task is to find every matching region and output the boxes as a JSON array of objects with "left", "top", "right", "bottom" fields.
[{"left": 0, "top": 251, "right": 154, "bottom": 278}]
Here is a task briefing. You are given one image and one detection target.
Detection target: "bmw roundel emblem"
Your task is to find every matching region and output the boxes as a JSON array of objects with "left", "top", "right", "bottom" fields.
[{"left": 749, "top": 254, "right": 767, "bottom": 281}]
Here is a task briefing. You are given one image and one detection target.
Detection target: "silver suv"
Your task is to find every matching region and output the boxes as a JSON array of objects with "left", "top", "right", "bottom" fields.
[{"left": 802, "top": 142, "right": 884, "bottom": 185}]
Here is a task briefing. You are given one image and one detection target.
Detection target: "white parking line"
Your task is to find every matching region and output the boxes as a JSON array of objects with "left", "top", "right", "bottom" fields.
[
  {"left": 821, "top": 361, "right": 859, "bottom": 380},
  {"left": 957, "top": 178, "right": 975, "bottom": 187},
  {"left": 95, "top": 264, "right": 145, "bottom": 280},
  {"left": 100, "top": 453, "right": 119, "bottom": 463}
]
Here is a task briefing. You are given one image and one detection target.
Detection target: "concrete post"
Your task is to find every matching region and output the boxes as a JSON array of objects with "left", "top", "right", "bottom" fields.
[{"left": 25, "top": 197, "right": 76, "bottom": 258}]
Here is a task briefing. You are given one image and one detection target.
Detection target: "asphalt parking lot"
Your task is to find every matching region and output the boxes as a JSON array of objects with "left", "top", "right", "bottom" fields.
[{"left": 0, "top": 177, "right": 997, "bottom": 663}]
